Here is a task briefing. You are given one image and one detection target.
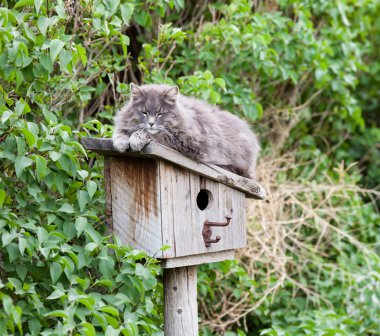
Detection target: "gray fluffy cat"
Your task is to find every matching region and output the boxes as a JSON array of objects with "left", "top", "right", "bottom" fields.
[{"left": 112, "top": 83, "right": 260, "bottom": 179}]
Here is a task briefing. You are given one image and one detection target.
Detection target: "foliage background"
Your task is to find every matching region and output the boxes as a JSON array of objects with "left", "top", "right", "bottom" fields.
[{"left": 0, "top": 0, "right": 379, "bottom": 335}]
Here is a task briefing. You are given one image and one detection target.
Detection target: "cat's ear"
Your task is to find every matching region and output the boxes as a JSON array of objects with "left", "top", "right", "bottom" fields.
[
  {"left": 130, "top": 83, "right": 145, "bottom": 100},
  {"left": 162, "top": 86, "right": 179, "bottom": 104}
]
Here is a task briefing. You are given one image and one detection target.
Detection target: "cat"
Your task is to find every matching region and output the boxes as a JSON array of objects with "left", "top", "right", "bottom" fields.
[{"left": 112, "top": 83, "right": 260, "bottom": 179}]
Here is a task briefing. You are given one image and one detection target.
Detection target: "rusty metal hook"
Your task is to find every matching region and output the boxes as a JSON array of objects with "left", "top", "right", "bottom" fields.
[{"left": 202, "top": 216, "right": 231, "bottom": 247}]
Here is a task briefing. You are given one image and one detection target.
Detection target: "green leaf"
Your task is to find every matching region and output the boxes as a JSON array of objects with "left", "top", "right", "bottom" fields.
[
  {"left": 34, "top": 0, "right": 43, "bottom": 13},
  {"left": 14, "top": 0, "right": 33, "bottom": 8},
  {"left": 49, "top": 151, "right": 61, "bottom": 162},
  {"left": 54, "top": 173, "right": 65, "bottom": 195},
  {"left": 1, "top": 110, "right": 13, "bottom": 124},
  {"left": 134, "top": 11, "right": 150, "bottom": 27},
  {"left": 23, "top": 23, "right": 36, "bottom": 42},
  {"left": 120, "top": 3, "right": 134, "bottom": 25},
  {"left": 15, "top": 99, "right": 31, "bottom": 116},
  {"left": 18, "top": 237, "right": 28, "bottom": 255},
  {"left": 142, "top": 274, "right": 157, "bottom": 290},
  {"left": 76, "top": 296, "right": 94, "bottom": 310},
  {"left": 7, "top": 244, "right": 20, "bottom": 263},
  {"left": 75, "top": 45, "right": 87, "bottom": 66},
  {"left": 44, "top": 310, "right": 68, "bottom": 319},
  {"left": 12, "top": 306, "right": 22, "bottom": 325},
  {"left": 2, "top": 231, "right": 16, "bottom": 246},
  {"left": 75, "top": 216, "right": 88, "bottom": 237},
  {"left": 104, "top": 314, "right": 119, "bottom": 328},
  {"left": 81, "top": 322, "right": 96, "bottom": 336},
  {"left": 35, "top": 155, "right": 48, "bottom": 181},
  {"left": 0, "top": 190, "right": 6, "bottom": 207},
  {"left": 214, "top": 78, "right": 226, "bottom": 89},
  {"left": 21, "top": 128, "right": 37, "bottom": 147},
  {"left": 145, "top": 298, "right": 153, "bottom": 314},
  {"left": 37, "top": 16, "right": 49, "bottom": 36},
  {"left": 16, "top": 265, "right": 28, "bottom": 281},
  {"left": 99, "top": 258, "right": 115, "bottom": 278},
  {"left": 86, "top": 180, "right": 97, "bottom": 200},
  {"left": 28, "top": 319, "right": 41, "bottom": 335},
  {"left": 37, "top": 226, "right": 49, "bottom": 243},
  {"left": 50, "top": 262, "right": 63, "bottom": 284},
  {"left": 40, "top": 54, "right": 53, "bottom": 72},
  {"left": 14, "top": 156, "right": 33, "bottom": 177},
  {"left": 99, "top": 306, "right": 119, "bottom": 317},
  {"left": 50, "top": 39, "right": 65, "bottom": 62},
  {"left": 59, "top": 49, "right": 72, "bottom": 73},
  {"left": 59, "top": 203, "right": 75, "bottom": 213},
  {"left": 77, "top": 190, "right": 90, "bottom": 212},
  {"left": 85, "top": 242, "right": 98, "bottom": 252},
  {"left": 47, "top": 288, "right": 66, "bottom": 300},
  {"left": 159, "top": 244, "right": 171, "bottom": 251}
]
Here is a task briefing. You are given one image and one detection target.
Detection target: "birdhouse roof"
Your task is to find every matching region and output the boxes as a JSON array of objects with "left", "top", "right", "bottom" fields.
[{"left": 82, "top": 137, "right": 266, "bottom": 199}]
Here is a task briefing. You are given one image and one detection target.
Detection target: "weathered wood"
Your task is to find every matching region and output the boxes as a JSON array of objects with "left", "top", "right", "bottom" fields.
[
  {"left": 161, "top": 250, "right": 235, "bottom": 268},
  {"left": 218, "top": 182, "right": 247, "bottom": 251},
  {"left": 158, "top": 160, "right": 175, "bottom": 258},
  {"left": 110, "top": 157, "right": 163, "bottom": 258},
  {"left": 103, "top": 157, "right": 113, "bottom": 234},
  {"left": 81, "top": 137, "right": 266, "bottom": 199},
  {"left": 158, "top": 162, "right": 246, "bottom": 259},
  {"left": 171, "top": 166, "right": 194, "bottom": 257},
  {"left": 164, "top": 266, "right": 198, "bottom": 336}
]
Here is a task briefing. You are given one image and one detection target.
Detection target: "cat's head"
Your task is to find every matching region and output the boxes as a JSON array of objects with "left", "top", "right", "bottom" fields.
[{"left": 128, "top": 83, "right": 182, "bottom": 135}]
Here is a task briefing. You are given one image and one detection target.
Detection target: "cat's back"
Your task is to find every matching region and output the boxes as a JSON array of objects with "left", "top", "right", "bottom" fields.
[{"left": 178, "top": 94, "right": 253, "bottom": 135}]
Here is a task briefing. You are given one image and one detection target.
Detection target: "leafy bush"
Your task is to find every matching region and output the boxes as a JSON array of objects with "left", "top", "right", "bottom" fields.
[
  {"left": 1, "top": 0, "right": 379, "bottom": 335},
  {"left": 0, "top": 1, "right": 167, "bottom": 334}
]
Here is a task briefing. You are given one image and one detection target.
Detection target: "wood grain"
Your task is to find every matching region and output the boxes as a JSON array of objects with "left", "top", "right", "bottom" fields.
[
  {"left": 161, "top": 250, "right": 235, "bottom": 268},
  {"left": 164, "top": 266, "right": 198, "bottom": 336},
  {"left": 186, "top": 175, "right": 246, "bottom": 256},
  {"left": 159, "top": 163, "right": 246, "bottom": 258},
  {"left": 81, "top": 137, "right": 266, "bottom": 199},
  {"left": 103, "top": 157, "right": 113, "bottom": 234},
  {"left": 110, "top": 156, "right": 163, "bottom": 258},
  {"left": 159, "top": 160, "right": 175, "bottom": 258}
]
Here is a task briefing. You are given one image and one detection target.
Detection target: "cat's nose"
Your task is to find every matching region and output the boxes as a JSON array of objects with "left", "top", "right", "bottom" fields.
[{"left": 148, "top": 122, "right": 155, "bottom": 127}]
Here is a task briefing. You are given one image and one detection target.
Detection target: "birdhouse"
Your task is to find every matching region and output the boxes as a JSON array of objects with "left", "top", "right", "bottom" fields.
[{"left": 82, "top": 138, "right": 266, "bottom": 268}]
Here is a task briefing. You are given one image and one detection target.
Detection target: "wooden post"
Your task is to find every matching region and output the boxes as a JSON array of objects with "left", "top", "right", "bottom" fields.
[{"left": 164, "top": 266, "right": 198, "bottom": 336}]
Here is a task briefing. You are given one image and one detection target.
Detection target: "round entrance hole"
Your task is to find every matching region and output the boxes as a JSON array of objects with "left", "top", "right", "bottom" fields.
[{"left": 196, "top": 189, "right": 213, "bottom": 211}]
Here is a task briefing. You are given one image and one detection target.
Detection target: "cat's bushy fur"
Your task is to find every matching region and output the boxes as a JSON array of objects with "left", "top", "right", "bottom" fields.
[{"left": 112, "top": 83, "right": 260, "bottom": 179}]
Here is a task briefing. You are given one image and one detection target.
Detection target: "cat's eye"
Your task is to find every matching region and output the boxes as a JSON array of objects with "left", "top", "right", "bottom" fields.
[{"left": 140, "top": 110, "right": 147, "bottom": 115}]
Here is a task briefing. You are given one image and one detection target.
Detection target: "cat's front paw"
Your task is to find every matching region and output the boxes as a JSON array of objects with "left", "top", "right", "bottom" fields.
[
  {"left": 113, "top": 136, "right": 130, "bottom": 152},
  {"left": 129, "top": 130, "right": 151, "bottom": 151}
]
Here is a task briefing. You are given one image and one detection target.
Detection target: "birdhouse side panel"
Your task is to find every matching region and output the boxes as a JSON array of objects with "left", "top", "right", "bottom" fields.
[
  {"left": 109, "top": 156, "right": 163, "bottom": 257},
  {"left": 217, "top": 183, "right": 246, "bottom": 251},
  {"left": 180, "top": 175, "right": 246, "bottom": 257},
  {"left": 180, "top": 175, "right": 222, "bottom": 256}
]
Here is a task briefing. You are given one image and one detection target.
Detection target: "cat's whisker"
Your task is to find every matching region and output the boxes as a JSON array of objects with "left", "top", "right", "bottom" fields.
[{"left": 162, "top": 129, "right": 175, "bottom": 141}]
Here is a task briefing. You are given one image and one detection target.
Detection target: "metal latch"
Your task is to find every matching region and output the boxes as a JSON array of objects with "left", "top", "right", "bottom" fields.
[{"left": 202, "top": 216, "right": 231, "bottom": 247}]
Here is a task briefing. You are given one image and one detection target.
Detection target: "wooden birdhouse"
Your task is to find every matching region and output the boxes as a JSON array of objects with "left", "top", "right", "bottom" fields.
[
  {"left": 82, "top": 137, "right": 266, "bottom": 335},
  {"left": 82, "top": 138, "right": 266, "bottom": 268}
]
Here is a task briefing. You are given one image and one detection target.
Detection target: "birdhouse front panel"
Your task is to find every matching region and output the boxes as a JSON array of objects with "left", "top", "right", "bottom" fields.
[{"left": 159, "top": 161, "right": 246, "bottom": 258}]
